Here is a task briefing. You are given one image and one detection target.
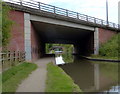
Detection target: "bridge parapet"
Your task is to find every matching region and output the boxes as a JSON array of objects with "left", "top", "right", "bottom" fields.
[{"left": 3, "top": 0, "right": 120, "bottom": 31}]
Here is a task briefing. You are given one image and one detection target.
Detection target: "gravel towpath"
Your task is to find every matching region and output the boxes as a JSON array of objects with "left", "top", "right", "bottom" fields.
[{"left": 16, "top": 57, "right": 55, "bottom": 92}]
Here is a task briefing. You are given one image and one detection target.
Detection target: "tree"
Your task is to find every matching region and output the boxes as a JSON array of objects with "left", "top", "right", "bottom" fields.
[
  {"left": 0, "top": 0, "right": 2, "bottom": 47},
  {"left": 1, "top": 2, "right": 13, "bottom": 48}
]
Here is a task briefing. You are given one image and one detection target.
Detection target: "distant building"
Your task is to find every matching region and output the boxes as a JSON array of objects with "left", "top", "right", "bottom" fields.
[{"left": 118, "top": 1, "right": 120, "bottom": 24}]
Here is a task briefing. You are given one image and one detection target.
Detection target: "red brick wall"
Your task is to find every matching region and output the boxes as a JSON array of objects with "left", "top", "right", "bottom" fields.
[
  {"left": 31, "top": 23, "right": 40, "bottom": 61},
  {"left": 7, "top": 10, "right": 24, "bottom": 51},
  {"left": 99, "top": 28, "right": 116, "bottom": 45}
]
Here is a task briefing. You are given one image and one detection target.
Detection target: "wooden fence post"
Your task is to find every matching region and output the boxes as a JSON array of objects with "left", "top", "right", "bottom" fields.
[
  {"left": 20, "top": 51, "right": 21, "bottom": 62},
  {"left": 13, "top": 51, "right": 16, "bottom": 65},
  {"left": 21, "top": 52, "right": 23, "bottom": 62},
  {"left": 8, "top": 51, "right": 11, "bottom": 67},
  {"left": 23, "top": 52, "right": 26, "bottom": 61},
  {"left": 1, "top": 53, "right": 4, "bottom": 71},
  {"left": 6, "top": 51, "right": 9, "bottom": 69},
  {"left": 18, "top": 51, "right": 20, "bottom": 62},
  {"left": 1, "top": 51, "right": 26, "bottom": 71}
]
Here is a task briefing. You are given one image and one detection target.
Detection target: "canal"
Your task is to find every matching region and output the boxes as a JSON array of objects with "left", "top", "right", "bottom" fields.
[{"left": 55, "top": 54, "right": 119, "bottom": 93}]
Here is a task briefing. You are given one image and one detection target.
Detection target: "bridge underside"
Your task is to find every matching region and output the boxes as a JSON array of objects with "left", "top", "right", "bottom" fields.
[{"left": 32, "top": 21, "right": 94, "bottom": 56}]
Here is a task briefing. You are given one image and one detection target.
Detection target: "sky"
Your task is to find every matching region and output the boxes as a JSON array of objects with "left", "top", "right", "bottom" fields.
[{"left": 4, "top": 0, "right": 120, "bottom": 24}]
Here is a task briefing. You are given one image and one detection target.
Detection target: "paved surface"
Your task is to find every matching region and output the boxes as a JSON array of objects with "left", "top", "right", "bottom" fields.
[{"left": 16, "top": 57, "right": 55, "bottom": 92}]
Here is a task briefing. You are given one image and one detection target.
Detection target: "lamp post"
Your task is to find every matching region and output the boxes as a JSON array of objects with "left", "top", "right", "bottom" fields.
[{"left": 106, "top": 0, "right": 109, "bottom": 25}]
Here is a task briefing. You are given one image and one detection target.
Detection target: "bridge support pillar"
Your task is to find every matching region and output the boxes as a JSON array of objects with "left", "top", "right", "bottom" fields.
[
  {"left": 24, "top": 13, "right": 32, "bottom": 61},
  {"left": 94, "top": 28, "right": 99, "bottom": 55}
]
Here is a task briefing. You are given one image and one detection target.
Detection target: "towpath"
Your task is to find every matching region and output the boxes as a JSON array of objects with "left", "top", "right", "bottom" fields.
[{"left": 16, "top": 57, "right": 55, "bottom": 92}]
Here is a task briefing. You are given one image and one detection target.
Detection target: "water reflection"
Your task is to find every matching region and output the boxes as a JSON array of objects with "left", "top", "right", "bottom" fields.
[{"left": 55, "top": 54, "right": 119, "bottom": 93}]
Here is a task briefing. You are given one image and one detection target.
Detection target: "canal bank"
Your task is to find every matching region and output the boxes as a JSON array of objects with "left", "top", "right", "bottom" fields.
[
  {"left": 46, "top": 62, "right": 82, "bottom": 92},
  {"left": 84, "top": 56, "right": 120, "bottom": 62}
]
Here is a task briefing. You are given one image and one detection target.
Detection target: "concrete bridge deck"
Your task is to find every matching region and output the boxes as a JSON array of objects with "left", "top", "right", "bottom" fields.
[{"left": 4, "top": 0, "right": 120, "bottom": 31}]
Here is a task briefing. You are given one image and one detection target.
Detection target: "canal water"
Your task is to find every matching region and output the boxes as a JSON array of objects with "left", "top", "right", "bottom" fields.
[{"left": 55, "top": 54, "right": 119, "bottom": 93}]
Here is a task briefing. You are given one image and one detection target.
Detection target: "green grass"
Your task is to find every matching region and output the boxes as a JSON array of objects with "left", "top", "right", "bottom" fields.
[
  {"left": 46, "top": 63, "right": 82, "bottom": 92},
  {"left": 2, "top": 62, "right": 37, "bottom": 92},
  {"left": 90, "top": 54, "right": 119, "bottom": 60}
]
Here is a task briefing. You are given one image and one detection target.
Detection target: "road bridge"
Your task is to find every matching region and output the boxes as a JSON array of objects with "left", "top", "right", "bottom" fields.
[{"left": 4, "top": 0, "right": 120, "bottom": 62}]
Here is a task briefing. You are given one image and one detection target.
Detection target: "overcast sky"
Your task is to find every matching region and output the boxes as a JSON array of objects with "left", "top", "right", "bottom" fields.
[{"left": 5, "top": 0, "right": 120, "bottom": 24}]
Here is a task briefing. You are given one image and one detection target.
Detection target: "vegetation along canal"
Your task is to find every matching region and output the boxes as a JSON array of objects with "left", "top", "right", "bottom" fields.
[{"left": 55, "top": 53, "right": 119, "bottom": 93}]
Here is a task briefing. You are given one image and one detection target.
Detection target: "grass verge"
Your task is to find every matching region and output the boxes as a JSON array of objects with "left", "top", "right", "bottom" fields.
[
  {"left": 46, "top": 62, "right": 82, "bottom": 92},
  {"left": 2, "top": 62, "right": 37, "bottom": 92},
  {"left": 90, "top": 54, "right": 118, "bottom": 60}
]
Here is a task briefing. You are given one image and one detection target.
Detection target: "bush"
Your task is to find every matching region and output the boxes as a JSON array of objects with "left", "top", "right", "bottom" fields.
[{"left": 99, "top": 33, "right": 119, "bottom": 58}]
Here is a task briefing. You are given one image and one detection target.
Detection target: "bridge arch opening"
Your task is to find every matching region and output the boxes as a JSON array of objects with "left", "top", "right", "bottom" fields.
[{"left": 31, "top": 19, "right": 94, "bottom": 61}]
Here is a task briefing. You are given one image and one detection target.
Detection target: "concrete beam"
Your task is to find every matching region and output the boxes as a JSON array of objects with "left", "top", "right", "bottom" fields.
[
  {"left": 94, "top": 28, "right": 99, "bottom": 55},
  {"left": 24, "top": 13, "right": 32, "bottom": 61},
  {"left": 30, "top": 15, "right": 94, "bottom": 31}
]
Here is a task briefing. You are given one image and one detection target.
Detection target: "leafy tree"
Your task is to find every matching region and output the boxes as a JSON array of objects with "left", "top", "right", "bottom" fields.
[
  {"left": 99, "top": 33, "right": 119, "bottom": 58},
  {"left": 0, "top": 0, "right": 2, "bottom": 47},
  {"left": 2, "top": 2, "right": 13, "bottom": 48},
  {"left": 46, "top": 43, "right": 53, "bottom": 53}
]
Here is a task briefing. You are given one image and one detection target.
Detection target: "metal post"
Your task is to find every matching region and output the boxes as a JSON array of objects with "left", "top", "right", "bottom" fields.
[
  {"left": 101, "top": 20, "right": 103, "bottom": 25},
  {"left": 54, "top": 6, "right": 56, "bottom": 13},
  {"left": 77, "top": 13, "right": 79, "bottom": 19},
  {"left": 38, "top": 2, "right": 41, "bottom": 10},
  {"left": 106, "top": 0, "right": 109, "bottom": 25},
  {"left": 66, "top": 10, "right": 68, "bottom": 16},
  {"left": 86, "top": 15, "right": 88, "bottom": 21},
  {"left": 94, "top": 18, "right": 96, "bottom": 23}
]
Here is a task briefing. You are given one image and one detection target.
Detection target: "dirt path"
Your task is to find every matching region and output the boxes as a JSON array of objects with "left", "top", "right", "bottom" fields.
[{"left": 16, "top": 57, "right": 55, "bottom": 92}]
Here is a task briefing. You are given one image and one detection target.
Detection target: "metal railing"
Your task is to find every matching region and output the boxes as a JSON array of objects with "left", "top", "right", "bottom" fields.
[
  {"left": 3, "top": 0, "right": 120, "bottom": 30},
  {"left": 0, "top": 51, "right": 25, "bottom": 71}
]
